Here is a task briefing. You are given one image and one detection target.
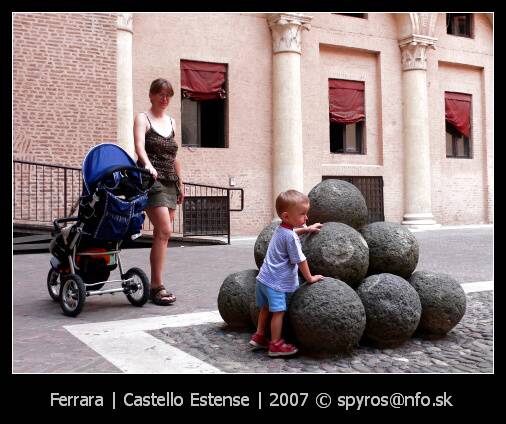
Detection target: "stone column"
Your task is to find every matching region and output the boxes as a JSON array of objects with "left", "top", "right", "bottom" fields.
[
  {"left": 267, "top": 13, "right": 312, "bottom": 211},
  {"left": 116, "top": 13, "right": 135, "bottom": 158},
  {"left": 399, "top": 36, "right": 440, "bottom": 228}
]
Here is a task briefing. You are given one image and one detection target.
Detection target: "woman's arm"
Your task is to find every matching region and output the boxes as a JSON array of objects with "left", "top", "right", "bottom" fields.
[
  {"left": 172, "top": 118, "right": 183, "bottom": 189},
  {"left": 133, "top": 113, "right": 157, "bottom": 178}
]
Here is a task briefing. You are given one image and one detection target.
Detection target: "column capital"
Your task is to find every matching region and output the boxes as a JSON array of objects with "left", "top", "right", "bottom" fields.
[
  {"left": 267, "top": 13, "right": 312, "bottom": 54},
  {"left": 117, "top": 12, "right": 133, "bottom": 33},
  {"left": 399, "top": 36, "right": 437, "bottom": 71}
]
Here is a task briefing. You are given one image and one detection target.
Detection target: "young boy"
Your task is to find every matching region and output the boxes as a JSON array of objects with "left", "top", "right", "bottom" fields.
[{"left": 250, "top": 189, "right": 325, "bottom": 357}]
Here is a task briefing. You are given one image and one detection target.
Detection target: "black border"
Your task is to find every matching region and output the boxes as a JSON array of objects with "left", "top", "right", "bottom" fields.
[{"left": 8, "top": 1, "right": 500, "bottom": 417}]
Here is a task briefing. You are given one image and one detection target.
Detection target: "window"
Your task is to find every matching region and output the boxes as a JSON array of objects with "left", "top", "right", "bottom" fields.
[
  {"left": 446, "top": 123, "right": 470, "bottom": 158},
  {"left": 330, "top": 122, "right": 364, "bottom": 153},
  {"left": 180, "top": 60, "right": 227, "bottom": 148},
  {"left": 445, "top": 92, "right": 472, "bottom": 159},
  {"left": 328, "top": 79, "right": 365, "bottom": 154},
  {"left": 332, "top": 13, "right": 367, "bottom": 19},
  {"left": 181, "top": 98, "right": 225, "bottom": 148},
  {"left": 446, "top": 13, "right": 472, "bottom": 37}
]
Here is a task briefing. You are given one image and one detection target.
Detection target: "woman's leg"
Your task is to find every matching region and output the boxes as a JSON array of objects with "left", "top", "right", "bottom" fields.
[{"left": 146, "top": 206, "right": 175, "bottom": 302}]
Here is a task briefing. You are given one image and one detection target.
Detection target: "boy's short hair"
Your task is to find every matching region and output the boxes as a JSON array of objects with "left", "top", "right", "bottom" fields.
[{"left": 275, "top": 190, "right": 309, "bottom": 217}]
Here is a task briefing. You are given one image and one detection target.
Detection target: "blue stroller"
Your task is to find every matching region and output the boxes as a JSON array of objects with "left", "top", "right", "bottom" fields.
[{"left": 48, "top": 143, "right": 154, "bottom": 317}]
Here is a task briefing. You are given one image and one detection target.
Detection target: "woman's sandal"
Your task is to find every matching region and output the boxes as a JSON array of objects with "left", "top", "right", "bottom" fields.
[{"left": 150, "top": 285, "right": 176, "bottom": 305}]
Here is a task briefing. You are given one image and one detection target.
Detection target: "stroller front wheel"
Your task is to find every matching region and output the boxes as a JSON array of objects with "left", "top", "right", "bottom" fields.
[
  {"left": 123, "top": 267, "right": 150, "bottom": 307},
  {"left": 47, "top": 268, "right": 61, "bottom": 302},
  {"left": 59, "top": 274, "right": 86, "bottom": 317}
]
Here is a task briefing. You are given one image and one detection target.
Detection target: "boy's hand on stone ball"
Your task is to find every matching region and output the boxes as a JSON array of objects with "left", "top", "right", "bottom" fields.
[
  {"left": 306, "top": 223, "right": 322, "bottom": 233},
  {"left": 308, "top": 275, "right": 324, "bottom": 284}
]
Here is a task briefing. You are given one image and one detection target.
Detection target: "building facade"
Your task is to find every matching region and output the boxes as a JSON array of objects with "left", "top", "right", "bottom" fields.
[{"left": 13, "top": 12, "right": 494, "bottom": 236}]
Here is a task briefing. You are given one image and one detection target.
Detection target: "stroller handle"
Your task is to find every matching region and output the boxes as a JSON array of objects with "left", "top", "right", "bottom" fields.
[{"left": 53, "top": 216, "right": 79, "bottom": 232}]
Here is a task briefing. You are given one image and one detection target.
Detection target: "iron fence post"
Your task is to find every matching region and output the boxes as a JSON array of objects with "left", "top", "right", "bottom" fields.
[
  {"left": 227, "top": 188, "right": 231, "bottom": 245},
  {"left": 64, "top": 168, "right": 68, "bottom": 217}
]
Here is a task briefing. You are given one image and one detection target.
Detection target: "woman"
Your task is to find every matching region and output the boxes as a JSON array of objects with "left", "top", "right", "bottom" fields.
[{"left": 134, "top": 78, "right": 184, "bottom": 305}]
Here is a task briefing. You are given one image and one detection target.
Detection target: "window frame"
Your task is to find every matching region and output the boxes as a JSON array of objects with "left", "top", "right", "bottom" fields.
[
  {"left": 330, "top": 121, "right": 366, "bottom": 155},
  {"left": 180, "top": 60, "right": 229, "bottom": 149},
  {"left": 446, "top": 13, "right": 474, "bottom": 38},
  {"left": 332, "top": 13, "right": 368, "bottom": 19},
  {"left": 445, "top": 121, "right": 472, "bottom": 159}
]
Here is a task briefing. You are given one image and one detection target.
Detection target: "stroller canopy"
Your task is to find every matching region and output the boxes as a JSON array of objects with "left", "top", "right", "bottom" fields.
[{"left": 82, "top": 143, "right": 139, "bottom": 193}]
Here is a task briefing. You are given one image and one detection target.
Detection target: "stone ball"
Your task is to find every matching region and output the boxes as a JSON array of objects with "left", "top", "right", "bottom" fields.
[
  {"left": 254, "top": 221, "right": 280, "bottom": 269},
  {"left": 356, "top": 273, "right": 422, "bottom": 347},
  {"left": 359, "top": 221, "right": 419, "bottom": 279},
  {"left": 287, "top": 278, "right": 366, "bottom": 353},
  {"left": 409, "top": 271, "right": 467, "bottom": 335},
  {"left": 307, "top": 179, "right": 368, "bottom": 229},
  {"left": 302, "top": 222, "right": 369, "bottom": 288},
  {"left": 217, "top": 269, "right": 258, "bottom": 327}
]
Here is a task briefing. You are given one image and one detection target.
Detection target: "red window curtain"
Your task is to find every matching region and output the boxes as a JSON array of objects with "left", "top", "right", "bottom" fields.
[
  {"left": 329, "top": 79, "right": 365, "bottom": 124},
  {"left": 181, "top": 60, "right": 227, "bottom": 101},
  {"left": 445, "top": 92, "right": 471, "bottom": 137}
]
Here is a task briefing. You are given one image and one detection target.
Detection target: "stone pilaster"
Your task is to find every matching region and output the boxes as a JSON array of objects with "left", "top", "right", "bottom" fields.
[
  {"left": 267, "top": 13, "right": 312, "bottom": 215},
  {"left": 399, "top": 34, "right": 440, "bottom": 228},
  {"left": 116, "top": 13, "right": 135, "bottom": 158}
]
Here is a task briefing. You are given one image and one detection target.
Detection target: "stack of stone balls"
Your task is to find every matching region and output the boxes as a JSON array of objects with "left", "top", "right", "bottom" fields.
[{"left": 217, "top": 179, "right": 467, "bottom": 353}]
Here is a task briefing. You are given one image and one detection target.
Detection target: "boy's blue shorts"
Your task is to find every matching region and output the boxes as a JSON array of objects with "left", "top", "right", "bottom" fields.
[{"left": 256, "top": 282, "right": 290, "bottom": 312}]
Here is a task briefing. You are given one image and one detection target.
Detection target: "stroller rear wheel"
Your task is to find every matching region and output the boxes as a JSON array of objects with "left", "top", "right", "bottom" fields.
[
  {"left": 123, "top": 267, "right": 150, "bottom": 307},
  {"left": 47, "top": 268, "right": 61, "bottom": 302},
  {"left": 59, "top": 274, "right": 86, "bottom": 317}
]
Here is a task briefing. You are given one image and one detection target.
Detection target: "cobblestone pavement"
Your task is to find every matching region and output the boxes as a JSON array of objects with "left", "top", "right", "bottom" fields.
[{"left": 149, "top": 291, "right": 493, "bottom": 373}]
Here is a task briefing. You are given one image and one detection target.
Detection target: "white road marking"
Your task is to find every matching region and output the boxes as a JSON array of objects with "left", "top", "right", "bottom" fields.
[
  {"left": 462, "top": 281, "right": 493, "bottom": 293},
  {"left": 409, "top": 224, "right": 493, "bottom": 232},
  {"left": 63, "top": 282, "right": 493, "bottom": 374},
  {"left": 64, "top": 311, "right": 225, "bottom": 374}
]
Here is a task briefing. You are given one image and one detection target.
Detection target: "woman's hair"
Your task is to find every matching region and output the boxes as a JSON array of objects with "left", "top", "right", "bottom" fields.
[
  {"left": 149, "top": 78, "right": 174, "bottom": 97},
  {"left": 275, "top": 190, "right": 309, "bottom": 217}
]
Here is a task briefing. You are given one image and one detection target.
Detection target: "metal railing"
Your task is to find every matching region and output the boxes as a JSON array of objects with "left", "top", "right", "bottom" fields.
[{"left": 13, "top": 160, "right": 244, "bottom": 244}]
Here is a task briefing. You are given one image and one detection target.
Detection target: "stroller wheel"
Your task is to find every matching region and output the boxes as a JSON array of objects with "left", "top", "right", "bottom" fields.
[
  {"left": 59, "top": 274, "right": 86, "bottom": 317},
  {"left": 123, "top": 267, "right": 150, "bottom": 307},
  {"left": 47, "top": 268, "right": 61, "bottom": 302}
]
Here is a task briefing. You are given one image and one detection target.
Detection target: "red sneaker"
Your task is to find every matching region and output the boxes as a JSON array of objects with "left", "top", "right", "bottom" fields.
[
  {"left": 249, "top": 333, "right": 269, "bottom": 349},
  {"left": 268, "top": 339, "right": 299, "bottom": 357}
]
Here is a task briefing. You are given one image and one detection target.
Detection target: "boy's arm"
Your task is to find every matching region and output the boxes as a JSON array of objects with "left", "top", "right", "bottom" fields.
[
  {"left": 294, "top": 223, "right": 322, "bottom": 236},
  {"left": 298, "top": 260, "right": 324, "bottom": 284}
]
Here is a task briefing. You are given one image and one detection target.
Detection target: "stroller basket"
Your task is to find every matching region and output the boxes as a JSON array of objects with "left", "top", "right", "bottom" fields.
[{"left": 80, "top": 187, "right": 147, "bottom": 241}]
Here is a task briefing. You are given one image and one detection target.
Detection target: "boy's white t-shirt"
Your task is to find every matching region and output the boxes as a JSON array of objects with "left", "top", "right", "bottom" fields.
[{"left": 256, "top": 225, "right": 306, "bottom": 293}]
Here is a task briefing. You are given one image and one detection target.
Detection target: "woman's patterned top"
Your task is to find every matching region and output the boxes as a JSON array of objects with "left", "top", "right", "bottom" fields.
[{"left": 142, "top": 112, "right": 179, "bottom": 184}]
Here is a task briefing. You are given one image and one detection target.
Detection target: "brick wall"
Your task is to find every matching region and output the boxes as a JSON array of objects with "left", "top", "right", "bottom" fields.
[
  {"left": 13, "top": 13, "right": 117, "bottom": 167},
  {"left": 429, "top": 13, "right": 493, "bottom": 225}
]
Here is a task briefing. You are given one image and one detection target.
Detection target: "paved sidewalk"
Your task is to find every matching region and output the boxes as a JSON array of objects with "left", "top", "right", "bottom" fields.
[{"left": 12, "top": 225, "right": 493, "bottom": 373}]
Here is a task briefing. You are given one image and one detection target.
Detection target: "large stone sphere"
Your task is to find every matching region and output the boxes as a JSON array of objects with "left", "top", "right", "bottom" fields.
[
  {"left": 302, "top": 222, "right": 369, "bottom": 288},
  {"left": 254, "top": 221, "right": 280, "bottom": 269},
  {"left": 356, "top": 273, "right": 421, "bottom": 347},
  {"left": 359, "top": 221, "right": 419, "bottom": 279},
  {"left": 409, "top": 271, "right": 466, "bottom": 335},
  {"left": 307, "top": 179, "right": 368, "bottom": 229},
  {"left": 217, "top": 269, "right": 258, "bottom": 327},
  {"left": 288, "top": 278, "right": 366, "bottom": 353}
]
